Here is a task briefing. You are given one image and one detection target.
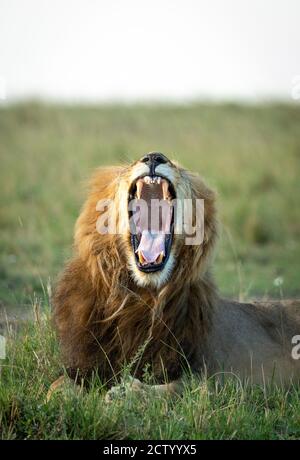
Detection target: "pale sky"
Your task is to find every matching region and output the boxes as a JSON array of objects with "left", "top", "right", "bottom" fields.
[{"left": 0, "top": 0, "right": 300, "bottom": 102}]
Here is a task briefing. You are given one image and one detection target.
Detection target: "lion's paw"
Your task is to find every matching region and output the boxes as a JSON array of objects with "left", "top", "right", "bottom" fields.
[{"left": 105, "top": 377, "right": 145, "bottom": 403}]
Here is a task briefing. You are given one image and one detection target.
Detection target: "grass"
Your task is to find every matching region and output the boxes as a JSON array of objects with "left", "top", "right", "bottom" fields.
[
  {"left": 1, "top": 303, "right": 300, "bottom": 440},
  {"left": 0, "top": 101, "right": 300, "bottom": 439}
]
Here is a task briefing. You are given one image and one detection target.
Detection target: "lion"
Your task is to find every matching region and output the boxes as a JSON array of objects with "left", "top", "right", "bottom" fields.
[{"left": 49, "top": 152, "right": 300, "bottom": 401}]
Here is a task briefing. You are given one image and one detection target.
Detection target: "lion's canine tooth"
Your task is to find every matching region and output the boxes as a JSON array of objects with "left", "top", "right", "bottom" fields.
[
  {"left": 155, "top": 252, "right": 164, "bottom": 264},
  {"left": 136, "top": 179, "right": 143, "bottom": 199},
  {"left": 162, "top": 179, "right": 169, "bottom": 200},
  {"left": 157, "top": 177, "right": 161, "bottom": 184},
  {"left": 137, "top": 250, "right": 146, "bottom": 265}
]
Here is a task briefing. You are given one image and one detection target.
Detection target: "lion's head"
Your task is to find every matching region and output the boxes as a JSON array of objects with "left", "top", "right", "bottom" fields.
[
  {"left": 76, "top": 152, "right": 217, "bottom": 291},
  {"left": 54, "top": 153, "right": 218, "bottom": 383}
]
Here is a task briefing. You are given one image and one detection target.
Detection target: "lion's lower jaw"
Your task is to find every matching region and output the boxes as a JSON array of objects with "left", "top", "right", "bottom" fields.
[{"left": 127, "top": 251, "right": 176, "bottom": 288}]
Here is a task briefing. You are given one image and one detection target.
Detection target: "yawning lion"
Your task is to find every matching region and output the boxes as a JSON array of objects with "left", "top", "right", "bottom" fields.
[{"left": 50, "top": 152, "right": 300, "bottom": 399}]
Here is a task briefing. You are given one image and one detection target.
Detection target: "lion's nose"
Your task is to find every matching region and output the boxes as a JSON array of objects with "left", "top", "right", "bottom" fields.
[{"left": 140, "top": 152, "right": 168, "bottom": 175}]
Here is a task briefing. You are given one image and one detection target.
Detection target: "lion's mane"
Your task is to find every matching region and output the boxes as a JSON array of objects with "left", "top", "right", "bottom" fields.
[{"left": 53, "top": 163, "right": 218, "bottom": 385}]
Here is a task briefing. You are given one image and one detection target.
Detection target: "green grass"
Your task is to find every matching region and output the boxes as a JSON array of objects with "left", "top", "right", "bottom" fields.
[
  {"left": 1, "top": 304, "right": 300, "bottom": 440},
  {"left": 0, "top": 101, "right": 300, "bottom": 439}
]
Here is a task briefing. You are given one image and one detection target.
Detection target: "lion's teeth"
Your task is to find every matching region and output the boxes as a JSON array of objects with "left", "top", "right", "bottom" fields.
[
  {"left": 136, "top": 179, "right": 143, "bottom": 199},
  {"left": 143, "top": 176, "right": 163, "bottom": 184},
  {"left": 140, "top": 175, "right": 169, "bottom": 193},
  {"left": 155, "top": 252, "right": 164, "bottom": 264},
  {"left": 137, "top": 250, "right": 146, "bottom": 265},
  {"left": 162, "top": 179, "right": 169, "bottom": 200}
]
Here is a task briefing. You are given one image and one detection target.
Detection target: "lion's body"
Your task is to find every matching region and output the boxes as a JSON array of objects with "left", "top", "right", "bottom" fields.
[
  {"left": 203, "top": 299, "right": 300, "bottom": 384},
  {"left": 52, "top": 156, "right": 300, "bottom": 395}
]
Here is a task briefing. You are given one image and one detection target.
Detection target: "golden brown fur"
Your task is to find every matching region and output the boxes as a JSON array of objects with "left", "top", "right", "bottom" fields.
[
  {"left": 52, "top": 155, "right": 300, "bottom": 395},
  {"left": 53, "top": 161, "right": 217, "bottom": 385}
]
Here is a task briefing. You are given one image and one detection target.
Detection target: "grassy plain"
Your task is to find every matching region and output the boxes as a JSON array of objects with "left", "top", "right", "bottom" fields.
[{"left": 0, "top": 102, "right": 299, "bottom": 439}]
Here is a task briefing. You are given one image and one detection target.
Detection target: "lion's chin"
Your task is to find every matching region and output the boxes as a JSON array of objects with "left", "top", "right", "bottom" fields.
[{"left": 128, "top": 249, "right": 176, "bottom": 289}]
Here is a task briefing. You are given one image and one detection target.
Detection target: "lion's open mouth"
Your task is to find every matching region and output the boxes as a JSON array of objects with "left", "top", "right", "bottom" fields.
[{"left": 128, "top": 175, "right": 176, "bottom": 272}]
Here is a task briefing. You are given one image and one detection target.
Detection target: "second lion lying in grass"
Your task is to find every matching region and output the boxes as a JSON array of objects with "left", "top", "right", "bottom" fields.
[{"left": 49, "top": 152, "right": 300, "bottom": 400}]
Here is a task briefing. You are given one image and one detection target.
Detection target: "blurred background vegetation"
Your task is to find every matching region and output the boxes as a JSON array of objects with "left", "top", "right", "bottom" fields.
[{"left": 0, "top": 102, "right": 299, "bottom": 315}]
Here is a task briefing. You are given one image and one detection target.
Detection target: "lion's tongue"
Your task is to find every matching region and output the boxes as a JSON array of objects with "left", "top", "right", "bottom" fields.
[{"left": 136, "top": 231, "right": 165, "bottom": 264}]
